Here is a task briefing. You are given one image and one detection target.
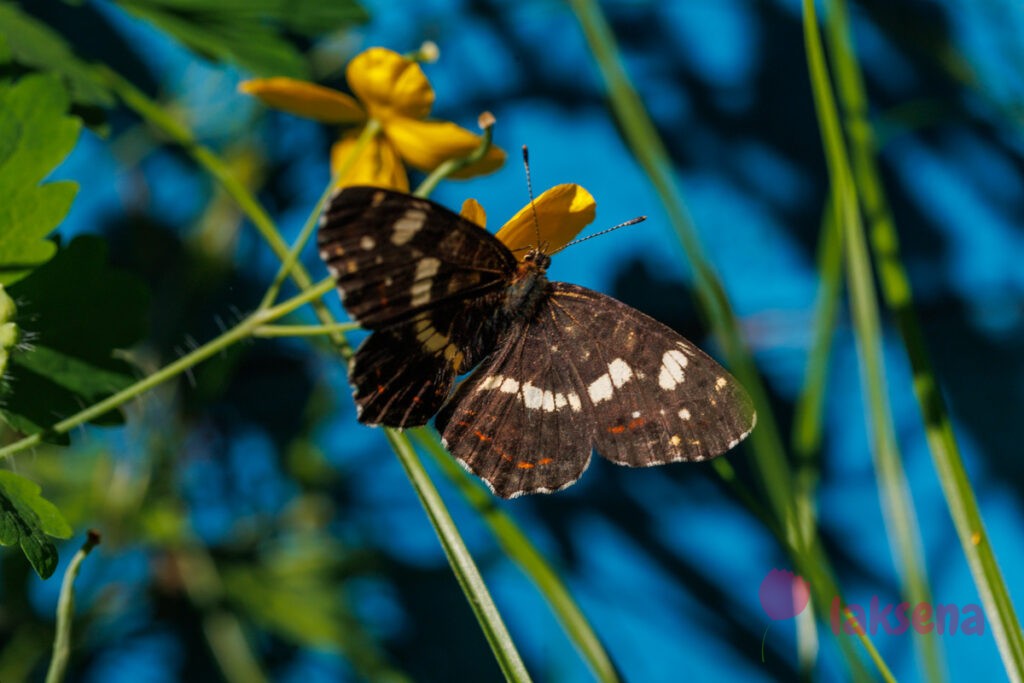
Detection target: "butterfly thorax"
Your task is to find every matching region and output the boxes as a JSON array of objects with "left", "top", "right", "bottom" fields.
[{"left": 503, "top": 248, "right": 551, "bottom": 321}]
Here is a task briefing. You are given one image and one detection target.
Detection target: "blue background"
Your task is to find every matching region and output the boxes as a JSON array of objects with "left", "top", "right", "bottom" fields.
[{"left": 20, "top": 0, "right": 1024, "bottom": 681}]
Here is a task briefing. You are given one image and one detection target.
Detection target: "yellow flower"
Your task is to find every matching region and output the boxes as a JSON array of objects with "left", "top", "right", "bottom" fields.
[
  {"left": 461, "top": 184, "right": 597, "bottom": 258},
  {"left": 239, "top": 47, "right": 506, "bottom": 191}
]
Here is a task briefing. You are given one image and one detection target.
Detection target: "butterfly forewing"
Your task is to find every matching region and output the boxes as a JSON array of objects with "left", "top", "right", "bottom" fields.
[
  {"left": 547, "top": 283, "right": 756, "bottom": 466},
  {"left": 318, "top": 187, "right": 516, "bottom": 330},
  {"left": 437, "top": 282, "right": 756, "bottom": 497},
  {"left": 318, "top": 187, "right": 518, "bottom": 427}
]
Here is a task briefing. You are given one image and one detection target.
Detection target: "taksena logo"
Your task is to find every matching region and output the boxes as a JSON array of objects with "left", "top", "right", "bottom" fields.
[{"left": 758, "top": 569, "right": 986, "bottom": 636}]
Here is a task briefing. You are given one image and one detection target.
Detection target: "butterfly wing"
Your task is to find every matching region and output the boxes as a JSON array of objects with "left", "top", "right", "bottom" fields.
[
  {"left": 318, "top": 186, "right": 517, "bottom": 330},
  {"left": 437, "top": 282, "right": 755, "bottom": 497},
  {"left": 318, "top": 187, "right": 518, "bottom": 427},
  {"left": 435, "top": 294, "right": 596, "bottom": 498},
  {"left": 548, "top": 283, "right": 755, "bottom": 466}
]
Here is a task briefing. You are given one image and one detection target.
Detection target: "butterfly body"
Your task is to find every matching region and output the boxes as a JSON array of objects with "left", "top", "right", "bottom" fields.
[{"left": 318, "top": 186, "right": 755, "bottom": 498}]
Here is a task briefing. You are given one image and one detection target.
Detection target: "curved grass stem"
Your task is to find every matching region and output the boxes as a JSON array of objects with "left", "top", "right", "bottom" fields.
[
  {"left": 45, "top": 531, "right": 101, "bottom": 683},
  {"left": 803, "top": 2, "right": 943, "bottom": 679},
  {"left": 821, "top": 0, "right": 1024, "bottom": 678},
  {"left": 385, "top": 430, "right": 532, "bottom": 683}
]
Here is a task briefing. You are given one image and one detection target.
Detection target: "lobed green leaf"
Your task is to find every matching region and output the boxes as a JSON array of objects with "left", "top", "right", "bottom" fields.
[
  {"left": 0, "top": 470, "right": 72, "bottom": 579},
  {"left": 0, "top": 73, "right": 81, "bottom": 286}
]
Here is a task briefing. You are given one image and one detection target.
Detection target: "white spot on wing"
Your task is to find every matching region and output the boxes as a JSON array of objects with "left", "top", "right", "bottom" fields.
[
  {"left": 608, "top": 358, "right": 634, "bottom": 388},
  {"left": 542, "top": 390, "right": 555, "bottom": 412},
  {"left": 522, "top": 382, "right": 544, "bottom": 409},
  {"left": 658, "top": 349, "right": 689, "bottom": 390},
  {"left": 500, "top": 378, "right": 520, "bottom": 394},
  {"left": 360, "top": 235, "right": 376, "bottom": 250},
  {"left": 631, "top": 410, "right": 641, "bottom": 419},
  {"left": 587, "top": 374, "right": 614, "bottom": 404},
  {"left": 567, "top": 393, "right": 582, "bottom": 412},
  {"left": 391, "top": 208, "right": 427, "bottom": 245},
  {"left": 678, "top": 408, "right": 691, "bottom": 420},
  {"left": 715, "top": 377, "right": 727, "bottom": 391},
  {"left": 410, "top": 257, "right": 441, "bottom": 306},
  {"left": 478, "top": 375, "right": 503, "bottom": 391}
]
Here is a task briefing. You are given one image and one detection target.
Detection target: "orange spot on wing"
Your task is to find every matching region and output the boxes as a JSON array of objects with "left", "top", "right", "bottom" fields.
[
  {"left": 607, "top": 424, "right": 626, "bottom": 434},
  {"left": 538, "top": 458, "right": 553, "bottom": 465},
  {"left": 627, "top": 417, "right": 647, "bottom": 430},
  {"left": 474, "top": 430, "right": 492, "bottom": 442},
  {"left": 516, "top": 462, "right": 535, "bottom": 469}
]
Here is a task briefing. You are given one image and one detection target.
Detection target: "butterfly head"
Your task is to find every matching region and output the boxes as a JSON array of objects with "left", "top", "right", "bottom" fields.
[{"left": 521, "top": 246, "right": 552, "bottom": 271}]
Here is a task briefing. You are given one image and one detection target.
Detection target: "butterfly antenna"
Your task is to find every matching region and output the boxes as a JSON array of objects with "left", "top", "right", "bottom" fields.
[
  {"left": 550, "top": 216, "right": 646, "bottom": 255},
  {"left": 522, "top": 145, "right": 543, "bottom": 249}
]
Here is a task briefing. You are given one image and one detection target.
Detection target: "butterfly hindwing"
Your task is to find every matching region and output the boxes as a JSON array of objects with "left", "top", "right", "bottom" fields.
[
  {"left": 318, "top": 187, "right": 518, "bottom": 427},
  {"left": 438, "top": 282, "right": 755, "bottom": 497},
  {"left": 348, "top": 326, "right": 456, "bottom": 426},
  {"left": 436, "top": 296, "right": 596, "bottom": 498}
]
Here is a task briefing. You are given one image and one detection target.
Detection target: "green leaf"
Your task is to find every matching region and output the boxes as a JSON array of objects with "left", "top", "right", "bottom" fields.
[
  {"left": 0, "top": 470, "right": 73, "bottom": 579},
  {"left": 0, "top": 236, "right": 149, "bottom": 438},
  {"left": 0, "top": 73, "right": 81, "bottom": 286},
  {"left": 0, "top": 3, "right": 114, "bottom": 108},
  {"left": 113, "top": 0, "right": 368, "bottom": 78}
]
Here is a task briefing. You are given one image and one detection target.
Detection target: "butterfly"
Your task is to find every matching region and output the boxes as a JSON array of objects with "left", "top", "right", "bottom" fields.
[{"left": 317, "top": 186, "right": 756, "bottom": 498}]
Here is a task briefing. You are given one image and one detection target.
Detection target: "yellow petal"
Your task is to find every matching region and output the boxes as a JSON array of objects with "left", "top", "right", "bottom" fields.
[
  {"left": 239, "top": 78, "right": 365, "bottom": 123},
  {"left": 330, "top": 131, "right": 409, "bottom": 192},
  {"left": 346, "top": 48, "right": 434, "bottom": 121},
  {"left": 385, "top": 117, "right": 506, "bottom": 176},
  {"left": 495, "top": 184, "right": 596, "bottom": 257},
  {"left": 460, "top": 198, "right": 486, "bottom": 228}
]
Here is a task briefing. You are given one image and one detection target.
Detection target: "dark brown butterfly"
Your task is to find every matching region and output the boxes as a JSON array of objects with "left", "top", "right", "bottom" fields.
[{"left": 318, "top": 186, "right": 755, "bottom": 498}]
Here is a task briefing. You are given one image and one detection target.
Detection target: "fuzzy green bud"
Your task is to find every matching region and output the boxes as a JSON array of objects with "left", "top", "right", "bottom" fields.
[{"left": 0, "top": 285, "right": 19, "bottom": 376}]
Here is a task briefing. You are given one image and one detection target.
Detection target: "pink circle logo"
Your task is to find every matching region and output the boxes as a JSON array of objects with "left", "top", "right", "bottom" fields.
[{"left": 759, "top": 569, "right": 810, "bottom": 620}]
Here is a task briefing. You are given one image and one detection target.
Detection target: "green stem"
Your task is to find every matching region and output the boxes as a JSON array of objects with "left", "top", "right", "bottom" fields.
[
  {"left": 0, "top": 278, "right": 336, "bottom": 462},
  {"left": 567, "top": 1, "right": 881, "bottom": 678},
  {"left": 414, "top": 115, "right": 494, "bottom": 198},
  {"left": 839, "top": 607, "right": 897, "bottom": 683},
  {"left": 412, "top": 429, "right": 620, "bottom": 683},
  {"left": 804, "top": 2, "right": 942, "bottom": 679},
  {"left": 45, "top": 530, "right": 101, "bottom": 683},
  {"left": 252, "top": 322, "right": 359, "bottom": 338},
  {"left": 258, "top": 119, "right": 382, "bottom": 310},
  {"left": 384, "top": 430, "right": 532, "bottom": 683},
  {"left": 95, "top": 65, "right": 347, "bottom": 350},
  {"left": 792, "top": 196, "right": 843, "bottom": 461},
  {"left": 566, "top": 0, "right": 797, "bottom": 551},
  {"left": 824, "top": 0, "right": 1024, "bottom": 678}
]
